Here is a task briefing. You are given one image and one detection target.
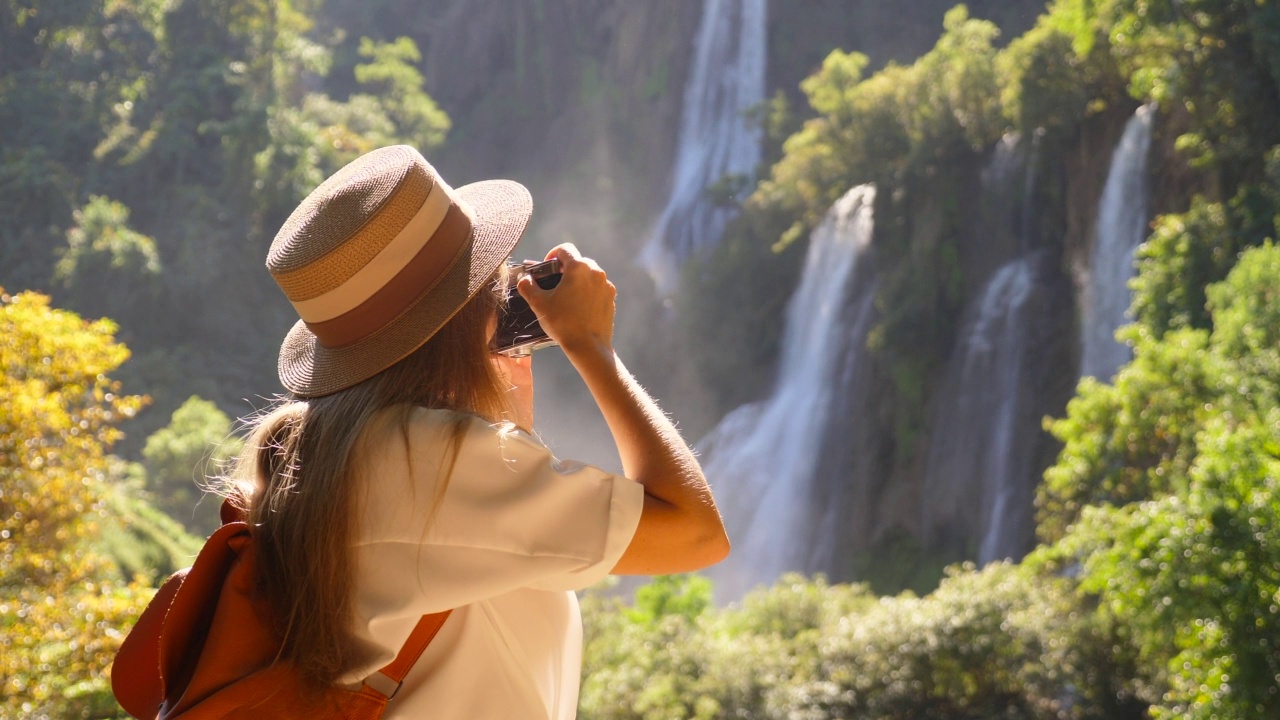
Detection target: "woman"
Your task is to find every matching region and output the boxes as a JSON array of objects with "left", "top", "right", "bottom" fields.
[{"left": 223, "top": 145, "right": 729, "bottom": 718}]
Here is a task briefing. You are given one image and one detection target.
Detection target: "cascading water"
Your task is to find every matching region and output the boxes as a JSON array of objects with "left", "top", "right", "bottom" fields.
[
  {"left": 698, "top": 185, "right": 876, "bottom": 600},
  {"left": 639, "top": 0, "right": 767, "bottom": 295},
  {"left": 921, "top": 253, "right": 1050, "bottom": 565},
  {"left": 1080, "top": 105, "right": 1155, "bottom": 380},
  {"left": 984, "top": 134, "right": 1024, "bottom": 204},
  {"left": 967, "top": 133, "right": 1032, "bottom": 283},
  {"left": 916, "top": 131, "right": 1081, "bottom": 567}
]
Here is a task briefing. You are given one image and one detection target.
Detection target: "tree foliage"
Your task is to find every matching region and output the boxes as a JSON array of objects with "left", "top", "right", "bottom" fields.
[
  {"left": 580, "top": 574, "right": 876, "bottom": 720},
  {"left": 1039, "top": 244, "right": 1280, "bottom": 717},
  {"left": 97, "top": 463, "right": 204, "bottom": 584},
  {"left": 353, "top": 37, "right": 450, "bottom": 152},
  {"left": 1055, "top": 415, "right": 1280, "bottom": 719},
  {"left": 0, "top": 290, "right": 152, "bottom": 718},
  {"left": 0, "top": 0, "right": 452, "bottom": 464},
  {"left": 758, "top": 6, "right": 1004, "bottom": 239},
  {"left": 1101, "top": 0, "right": 1280, "bottom": 173},
  {"left": 53, "top": 195, "right": 162, "bottom": 330},
  {"left": 1037, "top": 327, "right": 1218, "bottom": 541},
  {"left": 141, "top": 395, "right": 241, "bottom": 535},
  {"left": 995, "top": 0, "right": 1127, "bottom": 143}
]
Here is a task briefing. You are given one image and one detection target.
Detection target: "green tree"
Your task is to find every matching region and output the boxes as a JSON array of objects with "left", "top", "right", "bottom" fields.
[
  {"left": 353, "top": 36, "right": 450, "bottom": 152},
  {"left": 0, "top": 0, "right": 163, "bottom": 289},
  {"left": 1059, "top": 415, "right": 1280, "bottom": 719},
  {"left": 1131, "top": 186, "right": 1279, "bottom": 339},
  {"left": 1037, "top": 326, "right": 1219, "bottom": 541},
  {"left": 53, "top": 195, "right": 162, "bottom": 327},
  {"left": 995, "top": 0, "right": 1127, "bottom": 143},
  {"left": 253, "top": 34, "right": 452, "bottom": 223},
  {"left": 1042, "top": 244, "right": 1280, "bottom": 718},
  {"left": 782, "top": 563, "right": 1139, "bottom": 720},
  {"left": 580, "top": 568, "right": 1138, "bottom": 720},
  {"left": 580, "top": 575, "right": 876, "bottom": 720},
  {"left": 1076, "top": 0, "right": 1280, "bottom": 177},
  {"left": 1205, "top": 240, "right": 1280, "bottom": 406},
  {"left": 760, "top": 5, "right": 1005, "bottom": 238},
  {"left": 142, "top": 395, "right": 241, "bottom": 535},
  {"left": 97, "top": 458, "right": 204, "bottom": 584},
  {"left": 625, "top": 574, "right": 713, "bottom": 626}
]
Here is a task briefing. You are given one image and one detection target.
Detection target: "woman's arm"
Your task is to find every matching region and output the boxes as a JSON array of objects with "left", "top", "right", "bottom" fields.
[{"left": 518, "top": 244, "right": 729, "bottom": 575}]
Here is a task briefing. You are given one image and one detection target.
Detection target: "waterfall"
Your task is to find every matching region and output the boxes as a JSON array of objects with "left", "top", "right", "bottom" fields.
[
  {"left": 968, "top": 133, "right": 1032, "bottom": 282},
  {"left": 639, "top": 0, "right": 767, "bottom": 295},
  {"left": 1080, "top": 105, "right": 1155, "bottom": 380},
  {"left": 922, "top": 253, "right": 1051, "bottom": 565},
  {"left": 698, "top": 185, "right": 876, "bottom": 600},
  {"left": 983, "top": 134, "right": 1024, "bottom": 200},
  {"left": 981, "top": 131, "right": 1040, "bottom": 255}
]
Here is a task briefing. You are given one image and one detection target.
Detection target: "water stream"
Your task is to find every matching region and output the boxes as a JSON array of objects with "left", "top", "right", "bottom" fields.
[
  {"left": 922, "top": 253, "right": 1050, "bottom": 564},
  {"left": 698, "top": 185, "right": 876, "bottom": 600},
  {"left": 639, "top": 0, "right": 767, "bottom": 295},
  {"left": 1080, "top": 105, "right": 1155, "bottom": 380}
]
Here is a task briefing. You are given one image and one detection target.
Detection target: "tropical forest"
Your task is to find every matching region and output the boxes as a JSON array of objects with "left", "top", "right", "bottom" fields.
[{"left": 2, "top": 0, "right": 1278, "bottom": 718}]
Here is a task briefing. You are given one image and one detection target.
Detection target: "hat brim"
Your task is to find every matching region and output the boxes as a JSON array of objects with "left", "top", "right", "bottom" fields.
[{"left": 277, "top": 179, "right": 532, "bottom": 397}]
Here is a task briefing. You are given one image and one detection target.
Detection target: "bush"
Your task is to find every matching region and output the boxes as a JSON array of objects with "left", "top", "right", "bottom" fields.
[
  {"left": 780, "top": 563, "right": 1135, "bottom": 720},
  {"left": 580, "top": 568, "right": 1134, "bottom": 720},
  {"left": 1041, "top": 244, "right": 1280, "bottom": 718},
  {"left": 580, "top": 575, "right": 873, "bottom": 720}
]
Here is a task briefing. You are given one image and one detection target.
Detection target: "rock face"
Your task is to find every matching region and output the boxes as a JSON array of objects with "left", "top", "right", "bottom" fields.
[
  {"left": 809, "top": 110, "right": 1130, "bottom": 585},
  {"left": 415, "top": 0, "right": 703, "bottom": 260}
]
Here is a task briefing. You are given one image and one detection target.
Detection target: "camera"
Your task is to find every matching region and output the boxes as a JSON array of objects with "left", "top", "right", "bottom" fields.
[{"left": 491, "top": 258, "right": 562, "bottom": 357}]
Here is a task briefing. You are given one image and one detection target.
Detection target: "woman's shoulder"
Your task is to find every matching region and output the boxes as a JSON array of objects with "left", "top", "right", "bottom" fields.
[
  {"left": 366, "top": 405, "right": 537, "bottom": 455},
  {"left": 359, "top": 405, "right": 617, "bottom": 498},
  {"left": 401, "top": 406, "right": 522, "bottom": 441}
]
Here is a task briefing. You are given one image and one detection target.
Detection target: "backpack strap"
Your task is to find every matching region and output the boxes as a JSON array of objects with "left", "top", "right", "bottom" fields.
[{"left": 361, "top": 610, "right": 453, "bottom": 701}]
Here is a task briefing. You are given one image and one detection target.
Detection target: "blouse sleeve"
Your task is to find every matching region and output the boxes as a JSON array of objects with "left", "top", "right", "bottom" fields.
[{"left": 351, "top": 408, "right": 644, "bottom": 616}]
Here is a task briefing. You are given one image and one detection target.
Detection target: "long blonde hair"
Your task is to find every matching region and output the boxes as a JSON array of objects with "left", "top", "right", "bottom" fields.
[{"left": 220, "top": 272, "right": 511, "bottom": 692}]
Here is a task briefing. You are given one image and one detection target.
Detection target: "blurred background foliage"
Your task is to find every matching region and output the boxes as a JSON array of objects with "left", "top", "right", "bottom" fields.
[
  {"left": 0, "top": 291, "right": 177, "bottom": 717},
  {"left": 2, "top": 0, "right": 1280, "bottom": 717}
]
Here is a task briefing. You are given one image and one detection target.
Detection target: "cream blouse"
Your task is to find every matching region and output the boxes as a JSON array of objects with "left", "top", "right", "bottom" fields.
[{"left": 339, "top": 407, "right": 644, "bottom": 719}]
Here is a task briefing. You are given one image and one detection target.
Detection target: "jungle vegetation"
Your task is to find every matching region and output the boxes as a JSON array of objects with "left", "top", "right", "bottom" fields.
[{"left": 2, "top": 0, "right": 1278, "bottom": 717}]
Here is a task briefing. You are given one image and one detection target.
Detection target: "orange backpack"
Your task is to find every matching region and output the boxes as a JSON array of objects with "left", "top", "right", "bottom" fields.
[{"left": 111, "top": 506, "right": 451, "bottom": 719}]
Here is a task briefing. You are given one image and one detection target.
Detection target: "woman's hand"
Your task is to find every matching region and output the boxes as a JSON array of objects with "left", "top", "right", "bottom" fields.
[
  {"left": 517, "top": 243, "right": 616, "bottom": 359},
  {"left": 490, "top": 353, "right": 534, "bottom": 432}
]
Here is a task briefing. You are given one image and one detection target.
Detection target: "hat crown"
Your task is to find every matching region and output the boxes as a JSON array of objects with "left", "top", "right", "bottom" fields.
[{"left": 267, "top": 145, "right": 432, "bottom": 276}]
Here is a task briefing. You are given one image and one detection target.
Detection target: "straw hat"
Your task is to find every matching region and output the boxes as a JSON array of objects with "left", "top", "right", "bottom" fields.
[{"left": 266, "top": 145, "right": 531, "bottom": 397}]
